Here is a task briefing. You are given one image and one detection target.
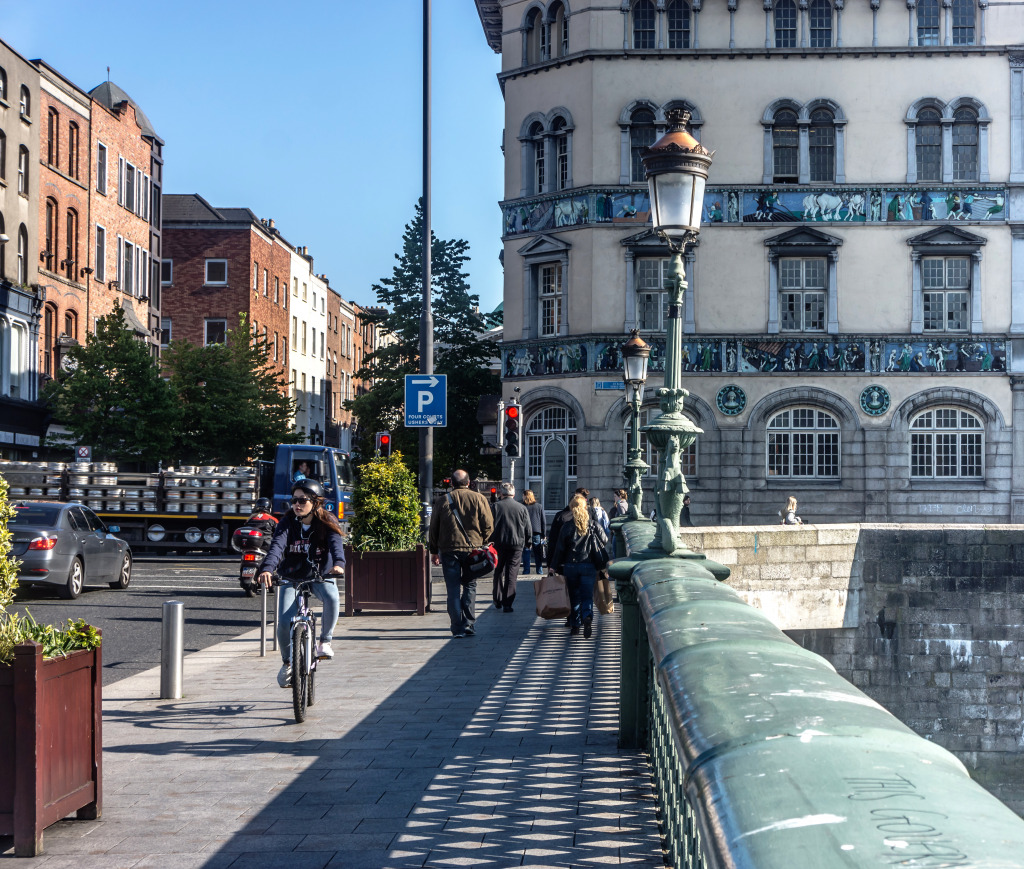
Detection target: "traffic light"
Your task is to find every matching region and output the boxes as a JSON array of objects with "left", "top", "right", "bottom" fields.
[
  {"left": 375, "top": 431, "right": 391, "bottom": 456},
  {"left": 504, "top": 404, "right": 521, "bottom": 457}
]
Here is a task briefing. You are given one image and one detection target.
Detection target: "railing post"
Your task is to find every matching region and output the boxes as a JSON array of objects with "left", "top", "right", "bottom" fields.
[
  {"left": 259, "top": 585, "right": 268, "bottom": 657},
  {"left": 614, "top": 568, "right": 649, "bottom": 749}
]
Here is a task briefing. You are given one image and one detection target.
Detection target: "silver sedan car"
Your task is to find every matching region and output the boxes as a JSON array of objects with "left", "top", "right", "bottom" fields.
[{"left": 9, "top": 501, "right": 132, "bottom": 599}]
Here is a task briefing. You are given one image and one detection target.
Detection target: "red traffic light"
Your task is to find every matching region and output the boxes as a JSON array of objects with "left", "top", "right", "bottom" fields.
[
  {"left": 506, "top": 406, "right": 519, "bottom": 419},
  {"left": 490, "top": 487, "right": 497, "bottom": 494},
  {"left": 380, "top": 434, "right": 390, "bottom": 445}
]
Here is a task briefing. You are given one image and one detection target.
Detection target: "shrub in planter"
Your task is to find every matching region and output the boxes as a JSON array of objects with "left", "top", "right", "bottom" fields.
[{"left": 345, "top": 453, "right": 428, "bottom": 614}]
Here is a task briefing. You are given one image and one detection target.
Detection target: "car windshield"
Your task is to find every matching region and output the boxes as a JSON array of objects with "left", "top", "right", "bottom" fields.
[{"left": 10, "top": 504, "right": 62, "bottom": 526}]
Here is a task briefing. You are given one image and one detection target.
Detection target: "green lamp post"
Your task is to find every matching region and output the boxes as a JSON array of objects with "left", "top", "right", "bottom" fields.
[
  {"left": 639, "top": 110, "right": 713, "bottom": 553},
  {"left": 621, "top": 330, "right": 651, "bottom": 521}
]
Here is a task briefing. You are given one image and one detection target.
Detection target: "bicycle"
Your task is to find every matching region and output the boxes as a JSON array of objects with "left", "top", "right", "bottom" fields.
[{"left": 281, "top": 576, "right": 329, "bottom": 723}]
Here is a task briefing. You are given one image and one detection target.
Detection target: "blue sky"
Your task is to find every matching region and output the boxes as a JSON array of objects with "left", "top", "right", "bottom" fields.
[{"left": 4, "top": 1, "right": 506, "bottom": 312}]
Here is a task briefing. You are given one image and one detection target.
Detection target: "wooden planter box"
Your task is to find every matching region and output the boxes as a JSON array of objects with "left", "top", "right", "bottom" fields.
[
  {"left": 344, "top": 544, "right": 429, "bottom": 616},
  {"left": 0, "top": 639, "right": 102, "bottom": 857}
]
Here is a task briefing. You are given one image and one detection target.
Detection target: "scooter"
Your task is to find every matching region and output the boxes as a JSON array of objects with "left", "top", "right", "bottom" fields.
[{"left": 231, "top": 525, "right": 273, "bottom": 596}]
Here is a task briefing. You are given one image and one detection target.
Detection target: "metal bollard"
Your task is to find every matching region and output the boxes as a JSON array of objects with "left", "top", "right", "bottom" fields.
[
  {"left": 259, "top": 584, "right": 268, "bottom": 657},
  {"left": 271, "top": 586, "right": 278, "bottom": 652},
  {"left": 160, "top": 600, "right": 184, "bottom": 699}
]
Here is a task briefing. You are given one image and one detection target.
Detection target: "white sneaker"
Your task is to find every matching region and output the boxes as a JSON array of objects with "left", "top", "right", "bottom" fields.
[
  {"left": 277, "top": 662, "right": 292, "bottom": 688},
  {"left": 317, "top": 641, "right": 334, "bottom": 659}
]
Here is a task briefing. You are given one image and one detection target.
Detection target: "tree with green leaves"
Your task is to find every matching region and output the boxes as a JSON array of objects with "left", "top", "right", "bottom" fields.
[
  {"left": 348, "top": 201, "right": 500, "bottom": 482},
  {"left": 163, "top": 314, "right": 301, "bottom": 465},
  {"left": 43, "top": 305, "right": 178, "bottom": 463}
]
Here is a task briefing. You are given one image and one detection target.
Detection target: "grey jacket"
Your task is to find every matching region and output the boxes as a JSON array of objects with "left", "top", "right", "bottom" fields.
[{"left": 492, "top": 497, "right": 532, "bottom": 549}]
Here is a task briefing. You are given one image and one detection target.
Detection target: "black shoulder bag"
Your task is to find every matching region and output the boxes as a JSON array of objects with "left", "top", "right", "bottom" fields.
[{"left": 447, "top": 494, "right": 498, "bottom": 583}]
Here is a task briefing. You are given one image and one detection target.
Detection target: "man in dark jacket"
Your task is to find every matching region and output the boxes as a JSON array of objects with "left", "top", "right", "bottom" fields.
[
  {"left": 428, "top": 469, "right": 494, "bottom": 638},
  {"left": 491, "top": 482, "right": 532, "bottom": 612}
]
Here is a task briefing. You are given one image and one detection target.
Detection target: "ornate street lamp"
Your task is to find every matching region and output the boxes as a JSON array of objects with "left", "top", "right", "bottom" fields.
[
  {"left": 621, "top": 330, "right": 650, "bottom": 521},
  {"left": 639, "top": 109, "right": 712, "bottom": 552}
]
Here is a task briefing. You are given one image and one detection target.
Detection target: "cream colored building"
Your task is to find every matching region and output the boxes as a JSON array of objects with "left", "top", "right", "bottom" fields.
[{"left": 477, "top": 0, "right": 1024, "bottom": 524}]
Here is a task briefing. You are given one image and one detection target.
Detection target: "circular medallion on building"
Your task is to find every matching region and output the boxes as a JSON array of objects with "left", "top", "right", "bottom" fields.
[
  {"left": 859, "top": 385, "right": 891, "bottom": 416},
  {"left": 716, "top": 385, "right": 746, "bottom": 416}
]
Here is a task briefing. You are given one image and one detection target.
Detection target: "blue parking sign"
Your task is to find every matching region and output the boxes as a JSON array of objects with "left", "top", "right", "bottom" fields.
[{"left": 405, "top": 374, "right": 447, "bottom": 427}]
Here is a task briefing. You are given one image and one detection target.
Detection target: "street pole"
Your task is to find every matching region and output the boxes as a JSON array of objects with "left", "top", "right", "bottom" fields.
[{"left": 420, "top": 0, "right": 434, "bottom": 531}]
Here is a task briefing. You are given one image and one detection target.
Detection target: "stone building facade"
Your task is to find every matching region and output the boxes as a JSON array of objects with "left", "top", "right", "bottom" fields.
[
  {"left": 0, "top": 38, "right": 44, "bottom": 457},
  {"left": 476, "top": 0, "right": 1024, "bottom": 525}
]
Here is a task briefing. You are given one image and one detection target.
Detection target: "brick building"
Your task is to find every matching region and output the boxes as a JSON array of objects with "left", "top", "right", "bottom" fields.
[
  {"left": 0, "top": 38, "right": 44, "bottom": 457},
  {"left": 36, "top": 61, "right": 90, "bottom": 380},
  {"left": 87, "top": 80, "right": 164, "bottom": 355}
]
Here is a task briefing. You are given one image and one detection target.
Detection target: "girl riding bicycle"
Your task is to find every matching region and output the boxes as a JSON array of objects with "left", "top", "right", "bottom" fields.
[{"left": 258, "top": 478, "right": 345, "bottom": 688}]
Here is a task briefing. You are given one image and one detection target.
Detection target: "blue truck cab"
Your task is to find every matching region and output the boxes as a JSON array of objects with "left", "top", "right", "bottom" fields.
[{"left": 270, "top": 445, "right": 355, "bottom": 526}]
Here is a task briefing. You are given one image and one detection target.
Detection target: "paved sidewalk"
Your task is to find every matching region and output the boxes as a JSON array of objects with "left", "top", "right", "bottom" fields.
[{"left": 2, "top": 575, "right": 664, "bottom": 868}]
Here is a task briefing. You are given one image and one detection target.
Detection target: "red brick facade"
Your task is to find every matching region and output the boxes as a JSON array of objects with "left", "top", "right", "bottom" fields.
[
  {"left": 36, "top": 68, "right": 89, "bottom": 379},
  {"left": 161, "top": 199, "right": 291, "bottom": 382}
]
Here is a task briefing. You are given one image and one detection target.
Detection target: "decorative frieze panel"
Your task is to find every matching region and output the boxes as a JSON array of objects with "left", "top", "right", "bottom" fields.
[
  {"left": 501, "top": 186, "right": 1006, "bottom": 237},
  {"left": 503, "top": 335, "right": 1007, "bottom": 379}
]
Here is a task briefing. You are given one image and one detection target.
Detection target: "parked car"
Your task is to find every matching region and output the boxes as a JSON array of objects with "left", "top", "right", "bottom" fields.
[{"left": 8, "top": 501, "right": 132, "bottom": 599}]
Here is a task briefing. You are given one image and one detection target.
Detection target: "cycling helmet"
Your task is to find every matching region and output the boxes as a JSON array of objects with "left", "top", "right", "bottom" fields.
[
  {"left": 255, "top": 497, "right": 272, "bottom": 512},
  {"left": 291, "top": 478, "right": 326, "bottom": 501}
]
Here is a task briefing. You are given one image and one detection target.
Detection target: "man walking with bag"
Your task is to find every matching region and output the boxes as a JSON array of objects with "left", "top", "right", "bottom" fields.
[
  {"left": 428, "top": 470, "right": 494, "bottom": 638},
  {"left": 491, "top": 482, "right": 532, "bottom": 612}
]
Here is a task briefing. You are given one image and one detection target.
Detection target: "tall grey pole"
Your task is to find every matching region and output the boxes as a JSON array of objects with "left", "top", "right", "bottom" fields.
[{"left": 420, "top": 0, "right": 434, "bottom": 531}]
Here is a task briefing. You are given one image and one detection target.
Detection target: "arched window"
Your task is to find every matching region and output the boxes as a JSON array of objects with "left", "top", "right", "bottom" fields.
[
  {"left": 64, "top": 310, "right": 78, "bottom": 340},
  {"left": 19, "top": 85, "right": 29, "bottom": 119},
  {"left": 627, "top": 406, "right": 697, "bottom": 479},
  {"left": 47, "top": 108, "right": 59, "bottom": 166},
  {"left": 44, "top": 198, "right": 57, "bottom": 270},
  {"left": 527, "top": 406, "right": 578, "bottom": 511},
  {"left": 910, "top": 407, "right": 982, "bottom": 478},
  {"left": 775, "top": 0, "right": 797, "bottom": 47},
  {"left": 548, "top": 1, "right": 569, "bottom": 58},
  {"left": 952, "top": 107, "right": 979, "bottom": 181},
  {"left": 524, "top": 7, "right": 543, "bottom": 65},
  {"left": 767, "top": 407, "right": 840, "bottom": 479},
  {"left": 772, "top": 109, "right": 799, "bottom": 183},
  {"left": 17, "top": 145, "right": 28, "bottom": 195},
  {"left": 16, "top": 224, "right": 27, "bottom": 284},
  {"left": 808, "top": 108, "right": 835, "bottom": 182},
  {"left": 915, "top": 107, "right": 942, "bottom": 182},
  {"left": 0, "top": 67, "right": 6, "bottom": 101},
  {"left": 633, "top": 0, "right": 656, "bottom": 49},
  {"left": 42, "top": 304, "right": 57, "bottom": 377},
  {"left": 809, "top": 0, "right": 833, "bottom": 47},
  {"left": 68, "top": 121, "right": 80, "bottom": 179},
  {"left": 668, "top": 0, "right": 691, "bottom": 48},
  {"left": 552, "top": 116, "right": 569, "bottom": 191},
  {"left": 529, "top": 120, "right": 545, "bottom": 194},
  {"left": 951, "top": 0, "right": 975, "bottom": 45},
  {"left": 65, "top": 208, "right": 79, "bottom": 281},
  {"left": 917, "top": 0, "right": 940, "bottom": 44},
  {"left": 0, "top": 129, "right": 6, "bottom": 180},
  {"left": 630, "top": 107, "right": 657, "bottom": 183},
  {"left": 0, "top": 213, "right": 5, "bottom": 278}
]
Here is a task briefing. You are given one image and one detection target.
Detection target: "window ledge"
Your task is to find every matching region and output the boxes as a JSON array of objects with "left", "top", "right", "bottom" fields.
[
  {"left": 764, "top": 478, "right": 844, "bottom": 488},
  {"left": 203, "top": 283, "right": 229, "bottom": 289},
  {"left": 908, "top": 478, "right": 987, "bottom": 487}
]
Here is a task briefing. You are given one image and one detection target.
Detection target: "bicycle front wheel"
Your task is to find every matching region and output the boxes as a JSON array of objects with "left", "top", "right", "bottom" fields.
[{"left": 291, "top": 622, "right": 309, "bottom": 723}]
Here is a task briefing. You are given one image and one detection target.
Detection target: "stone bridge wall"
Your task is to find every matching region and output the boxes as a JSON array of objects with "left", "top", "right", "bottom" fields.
[{"left": 677, "top": 523, "right": 1024, "bottom": 815}]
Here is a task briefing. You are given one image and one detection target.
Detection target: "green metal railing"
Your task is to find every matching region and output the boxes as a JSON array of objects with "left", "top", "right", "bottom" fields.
[{"left": 611, "top": 518, "right": 1024, "bottom": 869}]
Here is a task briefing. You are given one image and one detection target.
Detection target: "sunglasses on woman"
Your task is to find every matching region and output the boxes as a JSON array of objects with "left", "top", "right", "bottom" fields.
[{"left": 290, "top": 497, "right": 312, "bottom": 505}]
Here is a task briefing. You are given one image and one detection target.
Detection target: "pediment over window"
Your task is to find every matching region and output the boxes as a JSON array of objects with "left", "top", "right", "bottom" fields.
[
  {"left": 764, "top": 227, "right": 843, "bottom": 249},
  {"left": 517, "top": 234, "right": 571, "bottom": 259},
  {"left": 621, "top": 229, "right": 700, "bottom": 252},
  {"left": 907, "top": 226, "right": 988, "bottom": 248}
]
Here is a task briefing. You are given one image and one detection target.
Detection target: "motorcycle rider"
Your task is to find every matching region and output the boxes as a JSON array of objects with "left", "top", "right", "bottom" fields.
[{"left": 246, "top": 497, "right": 278, "bottom": 536}]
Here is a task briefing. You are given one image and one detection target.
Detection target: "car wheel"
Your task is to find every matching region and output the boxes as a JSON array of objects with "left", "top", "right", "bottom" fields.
[
  {"left": 62, "top": 558, "right": 84, "bottom": 600},
  {"left": 109, "top": 552, "right": 132, "bottom": 589}
]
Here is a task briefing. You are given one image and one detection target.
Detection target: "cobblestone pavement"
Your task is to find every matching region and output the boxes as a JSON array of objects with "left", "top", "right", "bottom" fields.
[{"left": 1, "top": 575, "right": 665, "bottom": 868}]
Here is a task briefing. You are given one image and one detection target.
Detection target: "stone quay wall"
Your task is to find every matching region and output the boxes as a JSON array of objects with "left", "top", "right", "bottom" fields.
[{"left": 677, "top": 523, "right": 1024, "bottom": 815}]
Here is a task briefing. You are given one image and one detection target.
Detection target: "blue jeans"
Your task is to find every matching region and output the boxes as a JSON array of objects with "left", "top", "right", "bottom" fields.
[
  {"left": 522, "top": 547, "right": 532, "bottom": 573},
  {"left": 277, "top": 579, "right": 340, "bottom": 662},
  {"left": 441, "top": 551, "right": 476, "bottom": 636},
  {"left": 563, "top": 562, "right": 597, "bottom": 628}
]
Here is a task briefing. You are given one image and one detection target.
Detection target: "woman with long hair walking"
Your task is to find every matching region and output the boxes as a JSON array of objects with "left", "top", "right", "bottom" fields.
[{"left": 550, "top": 494, "right": 609, "bottom": 638}]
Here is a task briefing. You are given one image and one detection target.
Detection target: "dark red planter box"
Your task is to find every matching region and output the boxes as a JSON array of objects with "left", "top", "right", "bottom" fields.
[
  {"left": 0, "top": 638, "right": 102, "bottom": 857},
  {"left": 344, "top": 544, "right": 428, "bottom": 616}
]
